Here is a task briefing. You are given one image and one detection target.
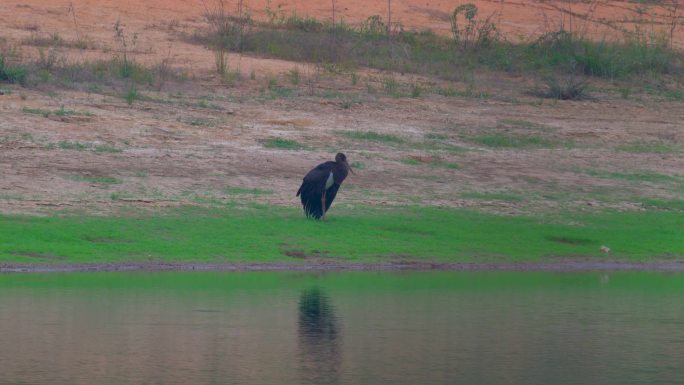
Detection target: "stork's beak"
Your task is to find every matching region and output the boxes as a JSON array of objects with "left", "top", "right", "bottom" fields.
[{"left": 346, "top": 161, "right": 354, "bottom": 175}]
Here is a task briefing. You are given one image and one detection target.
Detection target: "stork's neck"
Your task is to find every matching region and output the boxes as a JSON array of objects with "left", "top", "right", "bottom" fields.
[{"left": 332, "top": 162, "right": 349, "bottom": 184}]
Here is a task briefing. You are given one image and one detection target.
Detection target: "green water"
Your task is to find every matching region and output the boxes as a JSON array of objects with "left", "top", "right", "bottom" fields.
[{"left": 1, "top": 272, "right": 683, "bottom": 385}]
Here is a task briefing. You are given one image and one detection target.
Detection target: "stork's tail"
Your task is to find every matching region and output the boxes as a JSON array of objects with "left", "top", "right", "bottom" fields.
[{"left": 299, "top": 189, "right": 323, "bottom": 219}]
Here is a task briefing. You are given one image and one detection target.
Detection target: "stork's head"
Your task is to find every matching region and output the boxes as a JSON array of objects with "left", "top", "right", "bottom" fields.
[{"left": 335, "top": 152, "right": 354, "bottom": 174}]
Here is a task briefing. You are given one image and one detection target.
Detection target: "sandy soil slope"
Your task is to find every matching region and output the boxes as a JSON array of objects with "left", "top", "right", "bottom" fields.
[{"left": 1, "top": 0, "right": 683, "bottom": 215}]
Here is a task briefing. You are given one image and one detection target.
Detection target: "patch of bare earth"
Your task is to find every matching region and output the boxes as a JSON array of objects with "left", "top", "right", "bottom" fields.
[{"left": 1, "top": 1, "right": 683, "bottom": 216}]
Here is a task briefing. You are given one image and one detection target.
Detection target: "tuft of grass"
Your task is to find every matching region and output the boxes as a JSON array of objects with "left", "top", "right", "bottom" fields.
[
  {"left": 47, "top": 141, "right": 122, "bottom": 153},
  {"left": 286, "top": 66, "right": 300, "bottom": 85},
  {"left": 341, "top": 131, "right": 404, "bottom": 143},
  {"left": 262, "top": 138, "right": 307, "bottom": 150},
  {"left": 224, "top": 186, "right": 274, "bottom": 196},
  {"left": 350, "top": 161, "right": 366, "bottom": 170},
  {"left": 460, "top": 192, "right": 524, "bottom": 202},
  {"left": 69, "top": 175, "right": 122, "bottom": 185},
  {"left": 425, "top": 133, "right": 448, "bottom": 140},
  {"left": 497, "top": 119, "right": 554, "bottom": 131},
  {"left": 616, "top": 142, "right": 682, "bottom": 154},
  {"left": 467, "top": 134, "right": 566, "bottom": 149},
  {"left": 23, "top": 106, "right": 92, "bottom": 118},
  {"left": 123, "top": 86, "right": 139, "bottom": 105},
  {"left": 0, "top": 57, "right": 27, "bottom": 85},
  {"left": 529, "top": 76, "right": 590, "bottom": 100},
  {"left": 382, "top": 76, "right": 400, "bottom": 96},
  {"left": 585, "top": 169, "right": 678, "bottom": 183},
  {"left": 54, "top": 141, "right": 90, "bottom": 151},
  {"left": 0, "top": 193, "right": 24, "bottom": 201},
  {"left": 22, "top": 107, "right": 51, "bottom": 117},
  {"left": 640, "top": 199, "right": 684, "bottom": 211},
  {"left": 94, "top": 144, "right": 123, "bottom": 153},
  {"left": 410, "top": 83, "right": 422, "bottom": 98},
  {"left": 402, "top": 157, "right": 460, "bottom": 169},
  {"left": 402, "top": 158, "right": 421, "bottom": 166}
]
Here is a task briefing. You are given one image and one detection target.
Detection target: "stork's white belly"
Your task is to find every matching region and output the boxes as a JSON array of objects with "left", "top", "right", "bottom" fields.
[{"left": 325, "top": 172, "right": 334, "bottom": 189}]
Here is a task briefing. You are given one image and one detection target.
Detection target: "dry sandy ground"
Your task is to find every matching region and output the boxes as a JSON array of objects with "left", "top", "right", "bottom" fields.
[{"left": 1, "top": 0, "right": 683, "bottom": 216}]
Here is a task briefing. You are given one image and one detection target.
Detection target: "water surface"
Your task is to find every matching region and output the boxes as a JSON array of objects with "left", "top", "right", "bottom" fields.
[{"left": 1, "top": 271, "right": 683, "bottom": 385}]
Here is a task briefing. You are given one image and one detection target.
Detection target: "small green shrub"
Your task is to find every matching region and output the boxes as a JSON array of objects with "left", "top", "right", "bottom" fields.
[
  {"left": 124, "top": 86, "right": 139, "bottom": 105},
  {"left": 0, "top": 57, "right": 27, "bottom": 85}
]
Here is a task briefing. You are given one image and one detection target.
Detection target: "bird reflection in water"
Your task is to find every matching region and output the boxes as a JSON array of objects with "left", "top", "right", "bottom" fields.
[{"left": 298, "top": 287, "right": 341, "bottom": 385}]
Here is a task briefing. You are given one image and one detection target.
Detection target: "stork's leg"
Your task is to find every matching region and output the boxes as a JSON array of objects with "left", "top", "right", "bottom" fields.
[{"left": 321, "top": 189, "right": 327, "bottom": 221}]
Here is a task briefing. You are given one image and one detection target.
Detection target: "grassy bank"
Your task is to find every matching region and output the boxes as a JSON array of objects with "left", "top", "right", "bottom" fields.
[{"left": 1, "top": 206, "right": 682, "bottom": 265}]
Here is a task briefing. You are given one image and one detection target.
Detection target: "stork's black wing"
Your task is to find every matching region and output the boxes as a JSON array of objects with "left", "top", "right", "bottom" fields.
[
  {"left": 324, "top": 183, "right": 340, "bottom": 212},
  {"left": 297, "top": 162, "right": 335, "bottom": 219}
]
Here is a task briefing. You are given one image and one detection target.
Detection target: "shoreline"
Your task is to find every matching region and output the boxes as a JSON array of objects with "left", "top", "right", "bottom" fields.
[{"left": 3, "top": 261, "right": 684, "bottom": 273}]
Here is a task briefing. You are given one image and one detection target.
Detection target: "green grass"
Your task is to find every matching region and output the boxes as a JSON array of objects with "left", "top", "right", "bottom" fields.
[
  {"left": 340, "top": 131, "right": 404, "bottom": 143},
  {"left": 497, "top": 119, "right": 554, "bottom": 131},
  {"left": 0, "top": 206, "right": 682, "bottom": 264},
  {"left": 616, "top": 142, "right": 683, "bottom": 154},
  {"left": 22, "top": 107, "right": 51, "bottom": 117},
  {"left": 123, "top": 86, "right": 139, "bottom": 105},
  {"left": 48, "top": 141, "right": 122, "bottom": 153},
  {"left": 350, "top": 161, "right": 366, "bottom": 170},
  {"left": 0, "top": 193, "right": 23, "bottom": 201},
  {"left": 0, "top": 57, "right": 27, "bottom": 85},
  {"left": 53, "top": 141, "right": 90, "bottom": 151},
  {"left": 461, "top": 192, "right": 524, "bottom": 202},
  {"left": 23, "top": 106, "right": 92, "bottom": 118},
  {"left": 262, "top": 138, "right": 307, "bottom": 150},
  {"left": 224, "top": 186, "right": 274, "bottom": 196},
  {"left": 401, "top": 158, "right": 460, "bottom": 169},
  {"left": 69, "top": 175, "right": 122, "bottom": 185},
  {"left": 585, "top": 169, "right": 678, "bottom": 183},
  {"left": 467, "top": 134, "right": 566, "bottom": 149},
  {"left": 640, "top": 199, "right": 684, "bottom": 210}
]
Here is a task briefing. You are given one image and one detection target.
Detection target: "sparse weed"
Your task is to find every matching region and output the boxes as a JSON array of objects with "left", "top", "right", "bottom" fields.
[
  {"left": 287, "top": 66, "right": 300, "bottom": 85},
  {"left": 498, "top": 119, "right": 554, "bottom": 131},
  {"left": 0, "top": 57, "right": 27, "bottom": 86},
  {"left": 530, "top": 75, "right": 590, "bottom": 100},
  {"left": 461, "top": 192, "right": 524, "bottom": 202},
  {"left": 262, "top": 138, "right": 306, "bottom": 150},
  {"left": 124, "top": 86, "right": 139, "bottom": 105},
  {"left": 640, "top": 198, "right": 684, "bottom": 210},
  {"left": 22, "top": 107, "right": 50, "bottom": 117},
  {"left": 224, "top": 186, "right": 274, "bottom": 195},
  {"left": 341, "top": 131, "right": 404, "bottom": 143},
  {"left": 616, "top": 142, "right": 682, "bottom": 153},
  {"left": 402, "top": 156, "right": 460, "bottom": 169},
  {"left": 55, "top": 141, "right": 90, "bottom": 151},
  {"left": 410, "top": 82, "right": 422, "bottom": 98},
  {"left": 382, "top": 76, "right": 400, "bottom": 96},
  {"left": 468, "top": 134, "right": 566, "bottom": 149},
  {"left": 585, "top": 169, "right": 678, "bottom": 183},
  {"left": 70, "top": 175, "right": 122, "bottom": 185},
  {"left": 94, "top": 144, "right": 123, "bottom": 153},
  {"left": 350, "top": 161, "right": 366, "bottom": 170}
]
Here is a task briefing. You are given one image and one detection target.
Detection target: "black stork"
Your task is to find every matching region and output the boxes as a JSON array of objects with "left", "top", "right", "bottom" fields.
[{"left": 296, "top": 153, "right": 353, "bottom": 221}]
